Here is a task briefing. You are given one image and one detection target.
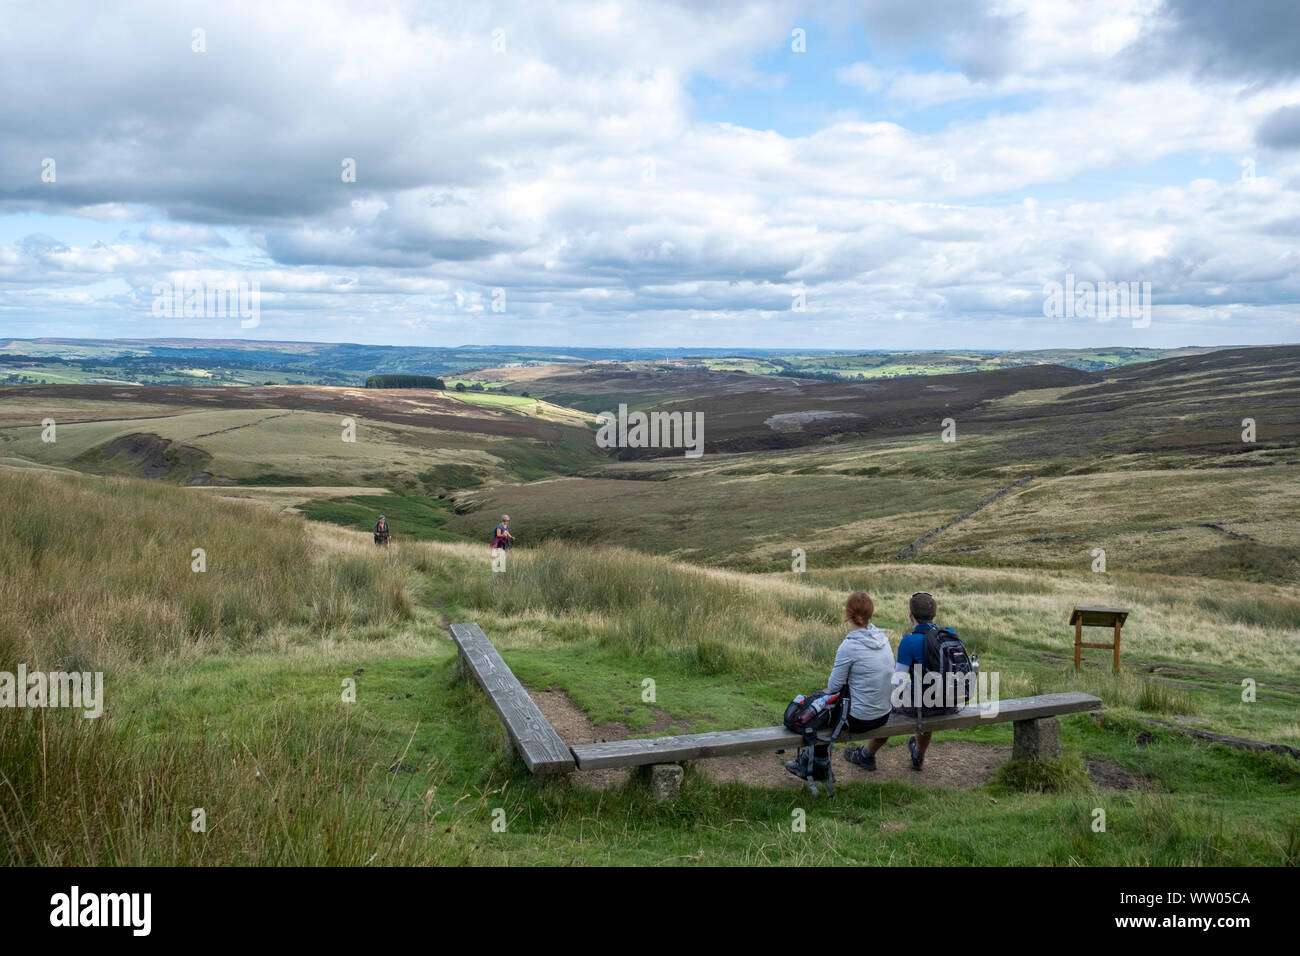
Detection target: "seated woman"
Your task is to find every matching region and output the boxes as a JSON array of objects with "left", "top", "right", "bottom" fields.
[
  {"left": 834, "top": 591, "right": 897, "bottom": 771},
  {"left": 787, "top": 591, "right": 895, "bottom": 777}
]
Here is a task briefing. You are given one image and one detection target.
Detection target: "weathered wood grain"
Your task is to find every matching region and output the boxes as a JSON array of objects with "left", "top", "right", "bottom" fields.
[
  {"left": 571, "top": 692, "right": 1101, "bottom": 770},
  {"left": 449, "top": 622, "right": 575, "bottom": 775}
]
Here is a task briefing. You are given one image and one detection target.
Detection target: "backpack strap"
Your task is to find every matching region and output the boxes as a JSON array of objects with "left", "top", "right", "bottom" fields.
[{"left": 830, "top": 659, "right": 852, "bottom": 742}]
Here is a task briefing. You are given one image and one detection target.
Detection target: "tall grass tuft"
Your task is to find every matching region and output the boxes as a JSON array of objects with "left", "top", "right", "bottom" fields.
[
  {"left": 1136, "top": 680, "right": 1198, "bottom": 716},
  {"left": 992, "top": 754, "right": 1094, "bottom": 794},
  {"left": 0, "top": 469, "right": 416, "bottom": 669},
  {"left": 0, "top": 704, "right": 458, "bottom": 866},
  {"left": 459, "top": 541, "right": 848, "bottom": 676},
  {"left": 1067, "top": 669, "right": 1199, "bottom": 717}
]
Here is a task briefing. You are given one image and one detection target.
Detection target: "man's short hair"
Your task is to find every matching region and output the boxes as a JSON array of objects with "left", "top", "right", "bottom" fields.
[{"left": 910, "top": 591, "right": 937, "bottom": 622}]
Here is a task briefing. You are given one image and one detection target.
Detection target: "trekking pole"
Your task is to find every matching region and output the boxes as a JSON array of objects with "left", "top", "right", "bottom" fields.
[{"left": 914, "top": 660, "right": 924, "bottom": 749}]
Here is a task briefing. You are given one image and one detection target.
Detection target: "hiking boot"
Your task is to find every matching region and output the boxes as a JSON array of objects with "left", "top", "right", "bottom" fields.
[
  {"left": 784, "top": 760, "right": 809, "bottom": 778},
  {"left": 908, "top": 736, "right": 924, "bottom": 772},
  {"left": 843, "top": 746, "right": 876, "bottom": 771}
]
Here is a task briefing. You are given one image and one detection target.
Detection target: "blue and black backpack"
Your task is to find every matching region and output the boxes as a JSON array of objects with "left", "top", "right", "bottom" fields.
[{"left": 906, "top": 624, "right": 976, "bottom": 715}]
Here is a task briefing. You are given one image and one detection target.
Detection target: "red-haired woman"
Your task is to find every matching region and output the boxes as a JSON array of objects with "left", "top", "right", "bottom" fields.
[{"left": 788, "top": 590, "right": 895, "bottom": 776}]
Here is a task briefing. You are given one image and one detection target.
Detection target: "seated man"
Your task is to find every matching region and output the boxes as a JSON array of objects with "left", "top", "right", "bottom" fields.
[
  {"left": 791, "top": 591, "right": 895, "bottom": 775},
  {"left": 891, "top": 591, "right": 943, "bottom": 771}
]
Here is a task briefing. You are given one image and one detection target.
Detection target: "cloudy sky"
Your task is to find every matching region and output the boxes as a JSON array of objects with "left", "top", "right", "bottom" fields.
[{"left": 2, "top": 0, "right": 1299, "bottom": 349}]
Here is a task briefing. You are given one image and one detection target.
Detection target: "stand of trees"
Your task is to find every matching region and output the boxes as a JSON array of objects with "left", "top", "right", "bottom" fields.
[{"left": 364, "top": 374, "right": 447, "bottom": 389}]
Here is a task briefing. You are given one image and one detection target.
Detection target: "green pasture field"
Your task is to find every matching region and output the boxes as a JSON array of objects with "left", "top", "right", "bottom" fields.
[{"left": 449, "top": 391, "right": 532, "bottom": 407}]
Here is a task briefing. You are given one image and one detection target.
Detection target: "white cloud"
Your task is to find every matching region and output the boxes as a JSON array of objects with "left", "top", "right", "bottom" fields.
[
  {"left": 0, "top": 0, "right": 1298, "bottom": 347},
  {"left": 143, "top": 224, "right": 228, "bottom": 247}
]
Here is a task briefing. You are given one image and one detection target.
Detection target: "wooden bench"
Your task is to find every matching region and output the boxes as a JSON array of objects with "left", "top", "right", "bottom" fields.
[
  {"left": 570, "top": 692, "right": 1101, "bottom": 771},
  {"left": 450, "top": 622, "right": 1101, "bottom": 799},
  {"left": 449, "top": 622, "right": 575, "bottom": 775}
]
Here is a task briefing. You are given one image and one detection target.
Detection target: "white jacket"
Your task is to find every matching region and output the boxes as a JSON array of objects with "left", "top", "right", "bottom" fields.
[{"left": 826, "top": 624, "right": 896, "bottom": 720}]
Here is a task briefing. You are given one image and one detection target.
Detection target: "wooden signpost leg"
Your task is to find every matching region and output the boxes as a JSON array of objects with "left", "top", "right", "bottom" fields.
[{"left": 1070, "top": 607, "right": 1130, "bottom": 675}]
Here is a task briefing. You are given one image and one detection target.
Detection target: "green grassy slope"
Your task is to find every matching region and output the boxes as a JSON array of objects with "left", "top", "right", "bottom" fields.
[
  {"left": 2, "top": 467, "right": 1296, "bottom": 866},
  {"left": 0, "top": 386, "right": 602, "bottom": 490}
]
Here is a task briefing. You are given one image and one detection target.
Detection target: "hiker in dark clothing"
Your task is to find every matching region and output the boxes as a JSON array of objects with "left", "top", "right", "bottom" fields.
[
  {"left": 373, "top": 515, "right": 390, "bottom": 546},
  {"left": 862, "top": 590, "right": 948, "bottom": 772}
]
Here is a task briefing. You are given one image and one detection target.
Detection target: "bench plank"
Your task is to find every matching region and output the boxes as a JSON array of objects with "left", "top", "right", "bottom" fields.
[
  {"left": 570, "top": 692, "right": 1101, "bottom": 770},
  {"left": 449, "top": 622, "right": 575, "bottom": 775}
]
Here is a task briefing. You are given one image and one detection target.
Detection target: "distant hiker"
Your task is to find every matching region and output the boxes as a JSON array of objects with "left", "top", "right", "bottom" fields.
[
  {"left": 491, "top": 514, "right": 514, "bottom": 550},
  {"left": 881, "top": 590, "right": 975, "bottom": 772},
  {"left": 374, "top": 515, "right": 390, "bottom": 547},
  {"left": 788, "top": 591, "right": 895, "bottom": 777}
]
